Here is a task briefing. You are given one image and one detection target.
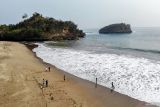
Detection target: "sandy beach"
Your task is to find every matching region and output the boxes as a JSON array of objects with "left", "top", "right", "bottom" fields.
[{"left": 0, "top": 41, "right": 156, "bottom": 107}]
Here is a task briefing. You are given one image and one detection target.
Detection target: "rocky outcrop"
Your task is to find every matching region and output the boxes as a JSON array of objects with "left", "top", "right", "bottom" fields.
[{"left": 99, "top": 23, "right": 132, "bottom": 34}]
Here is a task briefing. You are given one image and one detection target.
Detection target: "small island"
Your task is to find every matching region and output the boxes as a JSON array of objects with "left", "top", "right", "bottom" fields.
[
  {"left": 99, "top": 23, "right": 132, "bottom": 34},
  {"left": 0, "top": 12, "right": 85, "bottom": 41}
]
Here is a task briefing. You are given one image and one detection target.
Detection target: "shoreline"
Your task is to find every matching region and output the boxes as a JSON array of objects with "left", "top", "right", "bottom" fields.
[
  {"left": 0, "top": 41, "right": 156, "bottom": 107},
  {"left": 24, "top": 42, "right": 157, "bottom": 107}
]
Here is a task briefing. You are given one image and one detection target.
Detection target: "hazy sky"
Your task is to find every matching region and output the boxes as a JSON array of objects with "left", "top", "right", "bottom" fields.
[{"left": 0, "top": 0, "right": 160, "bottom": 29}]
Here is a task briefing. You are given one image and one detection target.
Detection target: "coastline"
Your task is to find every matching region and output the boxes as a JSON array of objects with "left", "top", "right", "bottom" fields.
[
  {"left": 25, "top": 42, "right": 157, "bottom": 107},
  {"left": 0, "top": 41, "right": 156, "bottom": 107}
]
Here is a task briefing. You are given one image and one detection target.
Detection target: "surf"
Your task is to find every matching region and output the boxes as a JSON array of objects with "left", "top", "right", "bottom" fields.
[{"left": 33, "top": 43, "right": 160, "bottom": 105}]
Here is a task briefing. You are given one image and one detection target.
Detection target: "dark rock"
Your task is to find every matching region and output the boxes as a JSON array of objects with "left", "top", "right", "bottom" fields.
[{"left": 99, "top": 23, "right": 132, "bottom": 34}]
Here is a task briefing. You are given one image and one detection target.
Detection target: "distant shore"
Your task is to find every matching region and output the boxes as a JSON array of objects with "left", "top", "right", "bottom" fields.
[{"left": 0, "top": 41, "right": 156, "bottom": 107}]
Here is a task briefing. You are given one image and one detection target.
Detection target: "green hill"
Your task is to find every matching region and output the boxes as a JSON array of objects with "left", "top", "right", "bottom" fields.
[{"left": 0, "top": 12, "right": 85, "bottom": 41}]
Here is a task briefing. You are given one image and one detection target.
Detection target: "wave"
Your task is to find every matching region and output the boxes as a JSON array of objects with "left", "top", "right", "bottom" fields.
[
  {"left": 33, "top": 43, "right": 160, "bottom": 106},
  {"left": 111, "top": 47, "right": 160, "bottom": 54}
]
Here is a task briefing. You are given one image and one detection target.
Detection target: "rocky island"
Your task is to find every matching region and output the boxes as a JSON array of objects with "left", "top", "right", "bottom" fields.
[
  {"left": 0, "top": 12, "right": 85, "bottom": 41},
  {"left": 99, "top": 23, "right": 132, "bottom": 34}
]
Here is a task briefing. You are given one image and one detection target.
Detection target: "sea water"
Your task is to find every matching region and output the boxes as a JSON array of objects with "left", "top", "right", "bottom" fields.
[{"left": 33, "top": 27, "right": 160, "bottom": 106}]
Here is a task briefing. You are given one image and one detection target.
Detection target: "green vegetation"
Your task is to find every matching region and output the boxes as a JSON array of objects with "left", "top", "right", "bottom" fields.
[{"left": 0, "top": 12, "right": 85, "bottom": 41}]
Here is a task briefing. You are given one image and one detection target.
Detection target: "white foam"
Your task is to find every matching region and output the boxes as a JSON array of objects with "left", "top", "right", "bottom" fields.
[{"left": 33, "top": 43, "right": 160, "bottom": 105}]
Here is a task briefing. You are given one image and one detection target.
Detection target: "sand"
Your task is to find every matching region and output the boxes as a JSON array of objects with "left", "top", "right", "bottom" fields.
[{"left": 0, "top": 41, "right": 156, "bottom": 107}]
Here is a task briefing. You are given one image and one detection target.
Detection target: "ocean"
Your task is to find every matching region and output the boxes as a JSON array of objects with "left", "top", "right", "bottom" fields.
[{"left": 33, "top": 27, "right": 160, "bottom": 106}]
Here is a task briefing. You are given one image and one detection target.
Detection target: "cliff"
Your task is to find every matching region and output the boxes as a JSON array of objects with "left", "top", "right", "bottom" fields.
[
  {"left": 0, "top": 12, "right": 85, "bottom": 41},
  {"left": 99, "top": 23, "right": 132, "bottom": 34}
]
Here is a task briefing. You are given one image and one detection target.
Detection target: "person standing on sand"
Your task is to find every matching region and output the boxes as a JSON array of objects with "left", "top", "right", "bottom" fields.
[
  {"left": 43, "top": 79, "right": 45, "bottom": 87},
  {"left": 111, "top": 82, "right": 115, "bottom": 93},
  {"left": 48, "top": 67, "right": 50, "bottom": 72},
  {"left": 46, "top": 80, "right": 48, "bottom": 87}
]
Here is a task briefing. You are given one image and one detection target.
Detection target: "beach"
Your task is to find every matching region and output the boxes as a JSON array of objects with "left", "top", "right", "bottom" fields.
[{"left": 0, "top": 41, "right": 156, "bottom": 107}]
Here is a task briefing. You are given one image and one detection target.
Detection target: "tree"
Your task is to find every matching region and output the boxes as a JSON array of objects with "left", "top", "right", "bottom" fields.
[
  {"left": 22, "top": 13, "right": 28, "bottom": 19},
  {"left": 0, "top": 12, "right": 85, "bottom": 41}
]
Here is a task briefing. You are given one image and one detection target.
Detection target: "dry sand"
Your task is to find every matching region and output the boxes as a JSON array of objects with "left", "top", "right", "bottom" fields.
[{"left": 0, "top": 41, "right": 156, "bottom": 107}]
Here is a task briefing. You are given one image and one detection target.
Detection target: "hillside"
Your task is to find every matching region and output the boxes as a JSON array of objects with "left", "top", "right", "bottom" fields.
[{"left": 0, "top": 12, "right": 85, "bottom": 41}]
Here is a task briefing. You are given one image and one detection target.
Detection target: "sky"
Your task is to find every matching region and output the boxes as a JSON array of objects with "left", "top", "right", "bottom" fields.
[{"left": 0, "top": 0, "right": 160, "bottom": 29}]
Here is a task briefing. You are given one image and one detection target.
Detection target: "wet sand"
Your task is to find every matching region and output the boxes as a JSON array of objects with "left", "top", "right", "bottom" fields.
[{"left": 0, "top": 41, "right": 156, "bottom": 107}]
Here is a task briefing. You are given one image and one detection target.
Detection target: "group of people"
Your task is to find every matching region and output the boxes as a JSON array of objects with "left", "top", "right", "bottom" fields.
[
  {"left": 41, "top": 66, "right": 50, "bottom": 88},
  {"left": 43, "top": 66, "right": 115, "bottom": 93},
  {"left": 45, "top": 66, "right": 51, "bottom": 72}
]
